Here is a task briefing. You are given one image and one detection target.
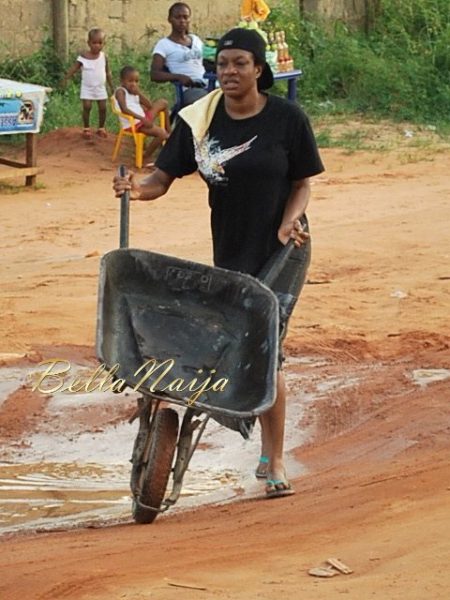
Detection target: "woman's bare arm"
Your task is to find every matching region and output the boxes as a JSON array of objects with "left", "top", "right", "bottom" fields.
[
  {"left": 150, "top": 53, "right": 193, "bottom": 87},
  {"left": 278, "top": 178, "right": 311, "bottom": 246},
  {"left": 113, "top": 168, "right": 175, "bottom": 201}
]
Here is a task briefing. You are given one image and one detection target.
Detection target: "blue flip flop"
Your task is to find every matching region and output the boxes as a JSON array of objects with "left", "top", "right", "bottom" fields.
[
  {"left": 255, "top": 455, "right": 269, "bottom": 479},
  {"left": 265, "top": 478, "right": 295, "bottom": 499}
]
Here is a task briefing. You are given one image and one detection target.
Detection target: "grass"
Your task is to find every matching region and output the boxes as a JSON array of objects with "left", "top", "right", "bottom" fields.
[
  {"left": 0, "top": 180, "right": 45, "bottom": 193},
  {"left": 312, "top": 114, "right": 450, "bottom": 154},
  {"left": 42, "top": 75, "right": 175, "bottom": 135},
  {"left": 315, "top": 129, "right": 370, "bottom": 153}
]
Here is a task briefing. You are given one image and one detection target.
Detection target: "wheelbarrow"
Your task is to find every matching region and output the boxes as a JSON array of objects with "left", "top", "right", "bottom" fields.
[{"left": 96, "top": 167, "right": 308, "bottom": 523}]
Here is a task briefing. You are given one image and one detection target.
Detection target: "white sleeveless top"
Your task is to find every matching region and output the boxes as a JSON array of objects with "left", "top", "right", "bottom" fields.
[
  {"left": 114, "top": 87, "right": 145, "bottom": 129},
  {"left": 77, "top": 52, "right": 107, "bottom": 100},
  {"left": 152, "top": 35, "right": 206, "bottom": 85}
]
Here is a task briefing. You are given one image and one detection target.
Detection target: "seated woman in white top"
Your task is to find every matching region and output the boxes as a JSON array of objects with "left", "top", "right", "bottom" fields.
[{"left": 150, "top": 2, "right": 209, "bottom": 107}]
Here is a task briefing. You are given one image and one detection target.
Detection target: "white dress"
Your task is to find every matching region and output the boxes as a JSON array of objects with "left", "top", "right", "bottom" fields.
[
  {"left": 78, "top": 52, "right": 107, "bottom": 100},
  {"left": 114, "top": 87, "right": 145, "bottom": 129}
]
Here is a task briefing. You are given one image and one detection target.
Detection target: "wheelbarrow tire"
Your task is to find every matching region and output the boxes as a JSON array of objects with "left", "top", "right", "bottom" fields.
[{"left": 132, "top": 407, "right": 179, "bottom": 524}]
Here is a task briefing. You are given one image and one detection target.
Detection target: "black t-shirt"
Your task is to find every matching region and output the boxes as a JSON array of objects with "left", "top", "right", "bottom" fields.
[{"left": 156, "top": 94, "right": 324, "bottom": 276}]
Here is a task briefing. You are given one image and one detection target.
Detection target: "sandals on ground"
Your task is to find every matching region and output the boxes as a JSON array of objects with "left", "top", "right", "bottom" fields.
[{"left": 265, "top": 476, "right": 295, "bottom": 499}]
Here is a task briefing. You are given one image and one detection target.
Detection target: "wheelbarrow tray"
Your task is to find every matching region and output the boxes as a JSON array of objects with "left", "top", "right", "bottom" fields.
[{"left": 96, "top": 248, "right": 279, "bottom": 418}]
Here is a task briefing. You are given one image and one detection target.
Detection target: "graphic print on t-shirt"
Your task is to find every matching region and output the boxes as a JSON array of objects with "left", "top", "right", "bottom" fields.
[{"left": 193, "top": 134, "right": 257, "bottom": 184}]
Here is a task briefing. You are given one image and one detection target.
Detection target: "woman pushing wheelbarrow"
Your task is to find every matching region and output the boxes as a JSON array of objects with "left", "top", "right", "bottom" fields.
[{"left": 112, "top": 27, "right": 324, "bottom": 508}]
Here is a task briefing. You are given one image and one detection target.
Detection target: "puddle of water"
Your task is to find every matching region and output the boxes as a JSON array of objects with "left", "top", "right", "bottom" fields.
[
  {"left": 0, "top": 462, "right": 243, "bottom": 535},
  {"left": 285, "top": 355, "right": 330, "bottom": 368},
  {"left": 0, "top": 356, "right": 360, "bottom": 534},
  {"left": 0, "top": 367, "right": 30, "bottom": 408},
  {"left": 411, "top": 368, "right": 450, "bottom": 387},
  {"left": 315, "top": 375, "right": 361, "bottom": 395},
  {"left": 0, "top": 462, "right": 130, "bottom": 535}
]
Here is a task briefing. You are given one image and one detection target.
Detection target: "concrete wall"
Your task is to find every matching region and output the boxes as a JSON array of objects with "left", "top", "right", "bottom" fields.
[
  {"left": 0, "top": 0, "right": 52, "bottom": 58},
  {"left": 0, "top": 0, "right": 240, "bottom": 60},
  {"left": 67, "top": 0, "right": 240, "bottom": 54}
]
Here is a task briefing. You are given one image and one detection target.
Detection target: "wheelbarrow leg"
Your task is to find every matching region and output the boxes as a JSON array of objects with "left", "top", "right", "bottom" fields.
[
  {"left": 163, "top": 408, "right": 210, "bottom": 508},
  {"left": 129, "top": 395, "right": 153, "bottom": 495}
]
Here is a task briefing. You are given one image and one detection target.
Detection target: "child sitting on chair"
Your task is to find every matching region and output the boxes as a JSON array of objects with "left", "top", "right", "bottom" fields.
[{"left": 114, "top": 66, "right": 170, "bottom": 164}]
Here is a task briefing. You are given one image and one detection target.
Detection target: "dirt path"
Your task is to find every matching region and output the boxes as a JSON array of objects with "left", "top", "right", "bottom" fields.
[{"left": 0, "top": 128, "right": 449, "bottom": 599}]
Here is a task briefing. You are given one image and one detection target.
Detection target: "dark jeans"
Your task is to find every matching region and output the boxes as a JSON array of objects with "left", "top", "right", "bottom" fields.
[
  {"left": 257, "top": 215, "right": 311, "bottom": 365},
  {"left": 212, "top": 217, "right": 311, "bottom": 438},
  {"left": 181, "top": 86, "right": 209, "bottom": 107}
]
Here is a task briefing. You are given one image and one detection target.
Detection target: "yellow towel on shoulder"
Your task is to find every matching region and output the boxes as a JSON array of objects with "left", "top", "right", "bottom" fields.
[{"left": 178, "top": 88, "right": 224, "bottom": 142}]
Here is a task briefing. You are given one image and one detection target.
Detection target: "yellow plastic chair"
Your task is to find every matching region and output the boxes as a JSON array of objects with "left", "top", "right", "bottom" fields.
[{"left": 111, "top": 97, "right": 166, "bottom": 169}]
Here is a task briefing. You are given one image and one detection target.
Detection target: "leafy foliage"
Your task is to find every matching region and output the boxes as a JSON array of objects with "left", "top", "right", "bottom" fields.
[{"left": 266, "top": 0, "right": 450, "bottom": 125}]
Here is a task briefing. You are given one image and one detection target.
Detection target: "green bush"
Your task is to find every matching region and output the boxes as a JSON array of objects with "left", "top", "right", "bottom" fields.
[
  {"left": 0, "top": 38, "right": 63, "bottom": 87},
  {"left": 266, "top": 0, "right": 450, "bottom": 126}
]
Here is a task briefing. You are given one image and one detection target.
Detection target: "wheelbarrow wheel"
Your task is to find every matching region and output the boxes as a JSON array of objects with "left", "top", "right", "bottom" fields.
[{"left": 132, "top": 407, "right": 179, "bottom": 524}]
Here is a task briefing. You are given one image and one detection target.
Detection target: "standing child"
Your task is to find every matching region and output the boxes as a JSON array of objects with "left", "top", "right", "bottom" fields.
[
  {"left": 114, "top": 66, "right": 170, "bottom": 164},
  {"left": 62, "top": 28, "right": 114, "bottom": 139}
]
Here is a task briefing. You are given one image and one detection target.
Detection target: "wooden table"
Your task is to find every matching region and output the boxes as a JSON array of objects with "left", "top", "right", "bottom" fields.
[
  {"left": 0, "top": 133, "right": 41, "bottom": 186},
  {"left": 0, "top": 78, "right": 50, "bottom": 186}
]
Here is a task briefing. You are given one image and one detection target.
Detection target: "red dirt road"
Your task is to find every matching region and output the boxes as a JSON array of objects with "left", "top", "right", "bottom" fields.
[{"left": 0, "top": 127, "right": 449, "bottom": 599}]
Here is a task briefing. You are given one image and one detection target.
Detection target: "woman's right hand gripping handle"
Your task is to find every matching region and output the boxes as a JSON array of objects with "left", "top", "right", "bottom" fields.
[
  {"left": 113, "top": 169, "right": 141, "bottom": 200},
  {"left": 113, "top": 167, "right": 175, "bottom": 202}
]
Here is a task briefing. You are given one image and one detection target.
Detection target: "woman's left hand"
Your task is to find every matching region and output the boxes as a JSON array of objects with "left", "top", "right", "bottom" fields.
[{"left": 278, "top": 219, "right": 310, "bottom": 247}]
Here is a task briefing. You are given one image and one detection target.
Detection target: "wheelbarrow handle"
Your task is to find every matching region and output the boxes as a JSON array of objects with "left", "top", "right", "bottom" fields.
[
  {"left": 119, "top": 164, "right": 130, "bottom": 249},
  {"left": 260, "top": 239, "right": 296, "bottom": 288}
]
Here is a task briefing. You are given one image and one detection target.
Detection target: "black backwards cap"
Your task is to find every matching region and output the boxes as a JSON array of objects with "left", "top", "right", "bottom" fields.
[{"left": 216, "top": 28, "right": 274, "bottom": 91}]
